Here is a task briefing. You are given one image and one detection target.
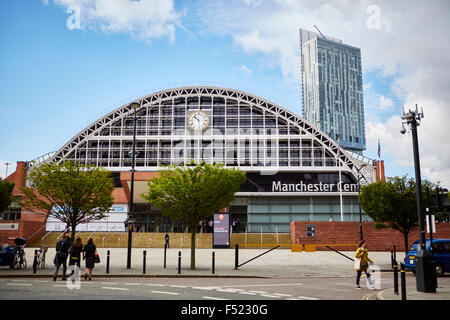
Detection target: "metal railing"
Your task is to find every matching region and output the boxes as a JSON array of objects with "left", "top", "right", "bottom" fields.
[
  {"left": 26, "top": 224, "right": 46, "bottom": 243},
  {"left": 40, "top": 231, "right": 53, "bottom": 246}
]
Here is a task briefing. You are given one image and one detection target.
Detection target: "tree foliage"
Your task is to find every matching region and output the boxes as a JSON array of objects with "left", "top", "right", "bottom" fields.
[
  {"left": 21, "top": 161, "right": 114, "bottom": 240},
  {"left": 143, "top": 162, "right": 246, "bottom": 269},
  {"left": 0, "top": 179, "right": 15, "bottom": 213},
  {"left": 359, "top": 175, "right": 430, "bottom": 251}
]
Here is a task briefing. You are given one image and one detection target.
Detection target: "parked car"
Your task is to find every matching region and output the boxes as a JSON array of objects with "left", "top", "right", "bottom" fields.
[{"left": 404, "top": 239, "right": 450, "bottom": 277}]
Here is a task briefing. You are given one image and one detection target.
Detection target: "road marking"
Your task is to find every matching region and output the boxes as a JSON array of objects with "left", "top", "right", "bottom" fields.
[
  {"left": 203, "top": 296, "right": 227, "bottom": 300},
  {"left": 193, "top": 286, "right": 215, "bottom": 290},
  {"left": 260, "top": 294, "right": 282, "bottom": 298},
  {"left": 296, "top": 296, "right": 319, "bottom": 300},
  {"left": 170, "top": 285, "right": 188, "bottom": 288},
  {"left": 216, "top": 289, "right": 239, "bottom": 293},
  {"left": 151, "top": 290, "right": 179, "bottom": 295},
  {"left": 238, "top": 292, "right": 257, "bottom": 295},
  {"left": 102, "top": 287, "right": 129, "bottom": 291},
  {"left": 34, "top": 280, "right": 50, "bottom": 283},
  {"left": 248, "top": 290, "right": 267, "bottom": 294},
  {"left": 219, "top": 283, "right": 303, "bottom": 288},
  {"left": 7, "top": 283, "right": 32, "bottom": 286},
  {"left": 125, "top": 283, "right": 142, "bottom": 286},
  {"left": 362, "top": 291, "right": 379, "bottom": 300},
  {"left": 272, "top": 293, "right": 292, "bottom": 297},
  {"left": 146, "top": 284, "right": 165, "bottom": 287}
]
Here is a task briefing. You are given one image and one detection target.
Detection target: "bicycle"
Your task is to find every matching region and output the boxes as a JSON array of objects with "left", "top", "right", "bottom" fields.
[
  {"left": 13, "top": 245, "right": 27, "bottom": 270},
  {"left": 36, "top": 246, "right": 48, "bottom": 269}
]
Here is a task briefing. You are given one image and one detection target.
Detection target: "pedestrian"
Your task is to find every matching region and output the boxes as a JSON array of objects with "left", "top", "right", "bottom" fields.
[
  {"left": 354, "top": 240, "right": 375, "bottom": 289},
  {"left": 69, "top": 236, "right": 83, "bottom": 271},
  {"left": 165, "top": 232, "right": 170, "bottom": 249},
  {"left": 83, "top": 237, "right": 97, "bottom": 281},
  {"left": 53, "top": 234, "right": 72, "bottom": 281}
]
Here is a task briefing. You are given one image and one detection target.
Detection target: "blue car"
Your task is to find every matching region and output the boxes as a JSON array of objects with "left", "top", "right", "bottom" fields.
[{"left": 404, "top": 239, "right": 450, "bottom": 277}]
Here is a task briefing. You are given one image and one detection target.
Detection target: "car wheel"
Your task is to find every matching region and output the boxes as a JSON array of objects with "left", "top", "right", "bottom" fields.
[{"left": 436, "top": 264, "right": 444, "bottom": 277}]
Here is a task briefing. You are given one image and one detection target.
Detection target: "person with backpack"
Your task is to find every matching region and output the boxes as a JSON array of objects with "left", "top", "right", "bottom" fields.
[
  {"left": 69, "top": 236, "right": 83, "bottom": 270},
  {"left": 53, "top": 234, "right": 72, "bottom": 281},
  {"left": 165, "top": 232, "right": 170, "bottom": 249}
]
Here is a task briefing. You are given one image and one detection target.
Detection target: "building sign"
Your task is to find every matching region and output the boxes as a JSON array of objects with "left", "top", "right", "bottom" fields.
[
  {"left": 272, "top": 181, "right": 358, "bottom": 193},
  {"left": 213, "top": 213, "right": 230, "bottom": 248},
  {"left": 239, "top": 172, "right": 359, "bottom": 193},
  {"left": 0, "top": 223, "right": 19, "bottom": 230},
  {"left": 46, "top": 204, "right": 128, "bottom": 232}
]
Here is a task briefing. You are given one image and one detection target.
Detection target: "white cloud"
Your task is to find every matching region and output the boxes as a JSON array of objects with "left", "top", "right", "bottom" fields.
[
  {"left": 239, "top": 65, "right": 252, "bottom": 76},
  {"left": 50, "top": 0, "right": 182, "bottom": 43},
  {"left": 379, "top": 96, "right": 394, "bottom": 110},
  {"left": 243, "top": 0, "right": 262, "bottom": 7}
]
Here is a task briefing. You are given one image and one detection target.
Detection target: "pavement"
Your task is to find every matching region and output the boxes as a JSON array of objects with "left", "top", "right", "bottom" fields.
[
  {"left": 1, "top": 247, "right": 449, "bottom": 300},
  {"left": 377, "top": 284, "right": 450, "bottom": 300}
]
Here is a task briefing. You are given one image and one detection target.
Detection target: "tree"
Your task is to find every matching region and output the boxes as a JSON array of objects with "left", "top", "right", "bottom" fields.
[
  {"left": 143, "top": 162, "right": 246, "bottom": 269},
  {"left": 0, "top": 179, "right": 15, "bottom": 213},
  {"left": 359, "top": 175, "right": 429, "bottom": 252},
  {"left": 21, "top": 161, "right": 114, "bottom": 240}
]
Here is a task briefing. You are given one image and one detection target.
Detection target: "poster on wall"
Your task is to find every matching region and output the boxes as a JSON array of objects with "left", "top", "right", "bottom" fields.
[
  {"left": 213, "top": 213, "right": 230, "bottom": 248},
  {"left": 46, "top": 204, "right": 128, "bottom": 232}
]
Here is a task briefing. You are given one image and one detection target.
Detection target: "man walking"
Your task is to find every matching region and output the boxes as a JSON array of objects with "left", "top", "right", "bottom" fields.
[
  {"left": 53, "top": 234, "right": 72, "bottom": 281},
  {"left": 164, "top": 232, "right": 170, "bottom": 249}
]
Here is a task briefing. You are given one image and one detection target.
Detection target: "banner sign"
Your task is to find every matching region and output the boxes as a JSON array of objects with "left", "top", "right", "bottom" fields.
[
  {"left": 46, "top": 204, "right": 128, "bottom": 232},
  {"left": 213, "top": 213, "right": 230, "bottom": 248}
]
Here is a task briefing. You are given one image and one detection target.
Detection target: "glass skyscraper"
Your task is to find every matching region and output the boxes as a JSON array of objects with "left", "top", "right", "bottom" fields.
[{"left": 300, "top": 29, "right": 366, "bottom": 154}]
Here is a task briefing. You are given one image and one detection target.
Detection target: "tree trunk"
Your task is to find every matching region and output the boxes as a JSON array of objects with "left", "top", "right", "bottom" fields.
[
  {"left": 71, "top": 221, "right": 76, "bottom": 242},
  {"left": 403, "top": 232, "right": 409, "bottom": 256},
  {"left": 190, "top": 227, "right": 196, "bottom": 270}
]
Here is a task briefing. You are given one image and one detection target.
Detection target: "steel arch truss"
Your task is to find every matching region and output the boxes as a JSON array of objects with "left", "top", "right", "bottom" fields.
[{"left": 46, "top": 86, "right": 375, "bottom": 183}]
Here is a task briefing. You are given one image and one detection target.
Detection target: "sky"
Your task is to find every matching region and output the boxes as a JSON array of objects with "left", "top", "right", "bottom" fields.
[{"left": 0, "top": 0, "right": 449, "bottom": 188}]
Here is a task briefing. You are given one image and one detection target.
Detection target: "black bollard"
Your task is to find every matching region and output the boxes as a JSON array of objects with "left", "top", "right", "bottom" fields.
[
  {"left": 400, "top": 263, "right": 407, "bottom": 300},
  {"left": 212, "top": 251, "right": 215, "bottom": 274},
  {"left": 106, "top": 250, "right": 110, "bottom": 274},
  {"left": 235, "top": 244, "right": 239, "bottom": 270},
  {"left": 393, "top": 245, "right": 397, "bottom": 269},
  {"left": 390, "top": 251, "right": 394, "bottom": 269},
  {"left": 393, "top": 261, "right": 399, "bottom": 295},
  {"left": 178, "top": 251, "right": 181, "bottom": 274},
  {"left": 143, "top": 250, "right": 147, "bottom": 274},
  {"left": 33, "top": 249, "right": 38, "bottom": 274},
  {"left": 164, "top": 243, "right": 167, "bottom": 269}
]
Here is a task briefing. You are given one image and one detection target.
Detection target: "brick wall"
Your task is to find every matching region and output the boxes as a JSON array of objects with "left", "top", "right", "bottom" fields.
[
  {"left": 290, "top": 221, "right": 450, "bottom": 252},
  {"left": 0, "top": 220, "right": 47, "bottom": 246}
]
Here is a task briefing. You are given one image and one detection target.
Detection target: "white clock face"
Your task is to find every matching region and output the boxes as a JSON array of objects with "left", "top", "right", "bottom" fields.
[{"left": 188, "top": 111, "right": 209, "bottom": 131}]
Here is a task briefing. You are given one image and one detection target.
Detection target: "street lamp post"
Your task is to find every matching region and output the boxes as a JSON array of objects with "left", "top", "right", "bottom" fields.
[
  {"left": 127, "top": 101, "right": 140, "bottom": 269},
  {"left": 4, "top": 162, "right": 12, "bottom": 179},
  {"left": 355, "top": 164, "right": 367, "bottom": 241},
  {"left": 401, "top": 104, "right": 436, "bottom": 293}
]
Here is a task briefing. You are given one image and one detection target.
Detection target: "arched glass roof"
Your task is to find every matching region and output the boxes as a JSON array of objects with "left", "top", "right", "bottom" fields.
[{"left": 43, "top": 86, "right": 375, "bottom": 183}]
